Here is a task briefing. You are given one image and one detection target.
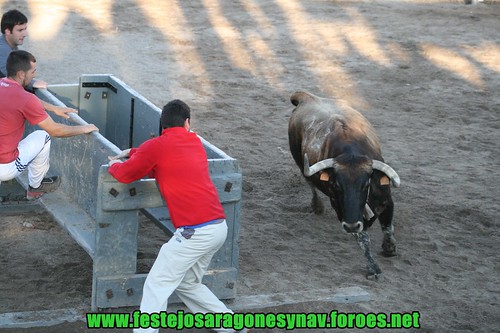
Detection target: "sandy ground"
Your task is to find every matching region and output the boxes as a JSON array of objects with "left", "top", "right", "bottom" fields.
[{"left": 0, "top": 0, "right": 499, "bottom": 332}]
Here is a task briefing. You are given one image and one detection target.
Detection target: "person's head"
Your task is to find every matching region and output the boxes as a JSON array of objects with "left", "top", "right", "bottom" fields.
[
  {"left": 1, "top": 10, "right": 28, "bottom": 47},
  {"left": 6, "top": 50, "right": 37, "bottom": 87},
  {"left": 160, "top": 99, "right": 191, "bottom": 130}
]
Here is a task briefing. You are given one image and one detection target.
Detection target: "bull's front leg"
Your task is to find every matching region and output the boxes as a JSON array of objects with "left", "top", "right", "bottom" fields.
[
  {"left": 308, "top": 182, "right": 324, "bottom": 214},
  {"left": 354, "top": 231, "right": 381, "bottom": 280},
  {"left": 378, "top": 200, "right": 397, "bottom": 257}
]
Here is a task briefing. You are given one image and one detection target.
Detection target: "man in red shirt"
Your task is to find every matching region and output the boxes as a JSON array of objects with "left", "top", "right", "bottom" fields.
[
  {"left": 0, "top": 50, "right": 98, "bottom": 199},
  {"left": 108, "top": 100, "right": 246, "bottom": 333},
  {"left": 1, "top": 9, "right": 77, "bottom": 118}
]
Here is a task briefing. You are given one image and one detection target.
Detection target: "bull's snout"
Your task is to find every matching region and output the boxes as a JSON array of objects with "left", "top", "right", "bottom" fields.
[{"left": 342, "top": 221, "right": 363, "bottom": 234}]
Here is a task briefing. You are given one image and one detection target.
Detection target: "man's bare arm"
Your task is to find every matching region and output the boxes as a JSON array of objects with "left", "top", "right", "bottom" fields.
[
  {"left": 40, "top": 100, "right": 78, "bottom": 119},
  {"left": 37, "top": 115, "right": 98, "bottom": 137}
]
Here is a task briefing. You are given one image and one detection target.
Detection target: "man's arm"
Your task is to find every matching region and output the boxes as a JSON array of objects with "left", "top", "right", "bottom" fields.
[
  {"left": 40, "top": 99, "right": 78, "bottom": 119},
  {"left": 108, "top": 149, "right": 132, "bottom": 163},
  {"left": 26, "top": 78, "right": 47, "bottom": 91},
  {"left": 31, "top": 79, "right": 48, "bottom": 89},
  {"left": 37, "top": 115, "right": 98, "bottom": 137},
  {"left": 108, "top": 143, "right": 156, "bottom": 184}
]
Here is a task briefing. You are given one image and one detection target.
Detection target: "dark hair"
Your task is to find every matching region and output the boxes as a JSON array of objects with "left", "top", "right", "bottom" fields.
[
  {"left": 1, "top": 9, "right": 28, "bottom": 34},
  {"left": 6, "top": 50, "right": 36, "bottom": 77},
  {"left": 160, "top": 99, "right": 191, "bottom": 129}
]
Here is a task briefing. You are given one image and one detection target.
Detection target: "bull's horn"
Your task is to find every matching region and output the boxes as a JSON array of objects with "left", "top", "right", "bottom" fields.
[
  {"left": 371, "top": 160, "right": 401, "bottom": 187},
  {"left": 303, "top": 154, "right": 337, "bottom": 177}
]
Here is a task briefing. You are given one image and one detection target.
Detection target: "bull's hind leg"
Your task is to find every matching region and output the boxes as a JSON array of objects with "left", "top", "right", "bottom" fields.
[
  {"left": 354, "top": 231, "right": 381, "bottom": 280},
  {"left": 379, "top": 200, "right": 397, "bottom": 257}
]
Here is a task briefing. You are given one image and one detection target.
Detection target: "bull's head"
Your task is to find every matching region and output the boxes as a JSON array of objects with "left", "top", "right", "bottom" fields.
[{"left": 303, "top": 153, "right": 400, "bottom": 234}]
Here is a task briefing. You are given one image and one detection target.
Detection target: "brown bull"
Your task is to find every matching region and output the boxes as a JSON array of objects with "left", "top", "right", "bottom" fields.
[{"left": 288, "top": 91, "right": 400, "bottom": 279}]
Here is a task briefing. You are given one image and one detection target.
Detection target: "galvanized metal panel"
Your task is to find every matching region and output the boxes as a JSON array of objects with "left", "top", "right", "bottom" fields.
[
  {"left": 131, "top": 97, "right": 162, "bottom": 147},
  {"left": 103, "top": 83, "right": 133, "bottom": 150},
  {"left": 31, "top": 75, "right": 242, "bottom": 310},
  {"left": 107, "top": 76, "right": 165, "bottom": 148},
  {"left": 141, "top": 207, "right": 175, "bottom": 235},
  {"left": 77, "top": 75, "right": 113, "bottom": 138},
  {"left": 95, "top": 268, "right": 237, "bottom": 308},
  {"left": 93, "top": 210, "right": 139, "bottom": 276},
  {"left": 14, "top": 174, "right": 97, "bottom": 258},
  {"left": 47, "top": 83, "right": 79, "bottom": 109},
  {"left": 101, "top": 173, "right": 241, "bottom": 212},
  {"left": 34, "top": 89, "right": 122, "bottom": 220},
  {"left": 99, "top": 169, "right": 165, "bottom": 211},
  {"left": 41, "top": 190, "right": 97, "bottom": 259}
]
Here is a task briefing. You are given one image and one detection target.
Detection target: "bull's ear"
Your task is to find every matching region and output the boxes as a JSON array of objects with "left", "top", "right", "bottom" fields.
[
  {"left": 320, "top": 171, "right": 330, "bottom": 181},
  {"left": 380, "top": 175, "right": 390, "bottom": 186}
]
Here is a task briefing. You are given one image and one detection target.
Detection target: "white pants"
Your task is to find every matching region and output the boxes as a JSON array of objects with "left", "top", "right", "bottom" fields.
[
  {"left": 134, "top": 220, "right": 233, "bottom": 333},
  {"left": 0, "top": 130, "right": 51, "bottom": 188}
]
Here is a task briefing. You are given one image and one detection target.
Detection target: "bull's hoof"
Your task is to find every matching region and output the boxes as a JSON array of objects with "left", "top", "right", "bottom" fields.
[
  {"left": 366, "top": 264, "right": 382, "bottom": 280},
  {"left": 382, "top": 249, "right": 397, "bottom": 257},
  {"left": 366, "top": 272, "right": 381, "bottom": 281},
  {"left": 366, "top": 270, "right": 383, "bottom": 281},
  {"left": 382, "top": 237, "right": 397, "bottom": 257},
  {"left": 311, "top": 200, "right": 324, "bottom": 215}
]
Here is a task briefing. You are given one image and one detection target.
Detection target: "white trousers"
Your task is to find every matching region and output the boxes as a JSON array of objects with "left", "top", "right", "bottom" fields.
[
  {"left": 0, "top": 130, "right": 51, "bottom": 188},
  {"left": 134, "top": 220, "right": 233, "bottom": 333}
]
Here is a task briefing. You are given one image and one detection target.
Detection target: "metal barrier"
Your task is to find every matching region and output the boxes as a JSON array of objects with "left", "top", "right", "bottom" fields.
[{"left": 17, "top": 75, "right": 242, "bottom": 310}]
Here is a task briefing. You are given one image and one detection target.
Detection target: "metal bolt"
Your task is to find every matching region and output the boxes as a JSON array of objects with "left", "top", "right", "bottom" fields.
[{"left": 109, "top": 188, "right": 119, "bottom": 197}]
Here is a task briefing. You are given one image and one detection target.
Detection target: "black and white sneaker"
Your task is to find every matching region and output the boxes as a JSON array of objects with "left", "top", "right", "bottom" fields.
[{"left": 27, "top": 176, "right": 61, "bottom": 200}]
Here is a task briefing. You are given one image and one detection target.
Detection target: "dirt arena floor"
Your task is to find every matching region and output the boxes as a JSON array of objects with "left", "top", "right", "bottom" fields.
[{"left": 0, "top": 0, "right": 499, "bottom": 332}]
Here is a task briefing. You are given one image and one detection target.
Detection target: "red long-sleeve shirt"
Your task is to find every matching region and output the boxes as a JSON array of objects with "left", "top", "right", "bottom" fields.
[{"left": 108, "top": 127, "right": 225, "bottom": 228}]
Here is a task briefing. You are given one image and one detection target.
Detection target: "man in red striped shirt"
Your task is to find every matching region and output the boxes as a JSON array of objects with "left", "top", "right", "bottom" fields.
[{"left": 0, "top": 50, "right": 98, "bottom": 199}]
